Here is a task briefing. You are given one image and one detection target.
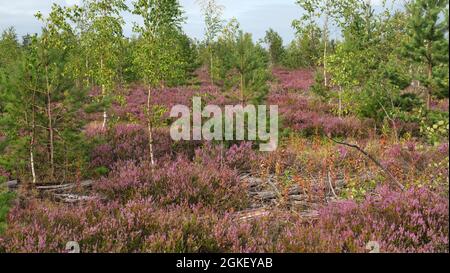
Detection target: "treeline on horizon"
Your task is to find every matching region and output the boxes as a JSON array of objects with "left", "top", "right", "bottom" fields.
[{"left": 0, "top": 0, "right": 448, "bottom": 185}]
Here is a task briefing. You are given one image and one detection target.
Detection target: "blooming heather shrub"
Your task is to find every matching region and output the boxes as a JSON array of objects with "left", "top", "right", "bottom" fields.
[
  {"left": 287, "top": 112, "right": 369, "bottom": 138},
  {"left": 0, "top": 196, "right": 286, "bottom": 253},
  {"left": 1, "top": 198, "right": 267, "bottom": 253},
  {"left": 0, "top": 198, "right": 223, "bottom": 253},
  {"left": 94, "top": 154, "right": 248, "bottom": 211},
  {"left": 193, "top": 142, "right": 258, "bottom": 173},
  {"left": 95, "top": 160, "right": 143, "bottom": 201},
  {"left": 212, "top": 186, "right": 449, "bottom": 253},
  {"left": 268, "top": 92, "right": 370, "bottom": 138},
  {"left": 89, "top": 123, "right": 147, "bottom": 170},
  {"left": 112, "top": 124, "right": 148, "bottom": 162},
  {"left": 193, "top": 143, "right": 224, "bottom": 166},
  {"left": 90, "top": 124, "right": 203, "bottom": 169},
  {"left": 211, "top": 211, "right": 304, "bottom": 253},
  {"left": 321, "top": 116, "right": 367, "bottom": 138},
  {"left": 268, "top": 92, "right": 309, "bottom": 110},
  {"left": 83, "top": 122, "right": 107, "bottom": 139},
  {"left": 431, "top": 99, "right": 449, "bottom": 113},
  {"left": 272, "top": 68, "right": 314, "bottom": 91},
  {"left": 1, "top": 185, "right": 447, "bottom": 253},
  {"left": 381, "top": 142, "right": 449, "bottom": 182},
  {"left": 215, "top": 186, "right": 449, "bottom": 253},
  {"left": 91, "top": 144, "right": 115, "bottom": 169},
  {"left": 225, "top": 142, "right": 258, "bottom": 172},
  {"left": 112, "top": 85, "right": 230, "bottom": 123},
  {"left": 438, "top": 142, "right": 449, "bottom": 154},
  {"left": 148, "top": 157, "right": 248, "bottom": 210},
  {"left": 279, "top": 186, "right": 449, "bottom": 253}
]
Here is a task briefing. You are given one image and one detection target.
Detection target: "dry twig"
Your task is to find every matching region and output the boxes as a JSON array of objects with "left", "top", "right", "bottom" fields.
[{"left": 327, "top": 137, "right": 405, "bottom": 191}]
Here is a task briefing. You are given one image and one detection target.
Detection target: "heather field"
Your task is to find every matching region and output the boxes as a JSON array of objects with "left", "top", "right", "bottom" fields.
[
  {"left": 0, "top": 0, "right": 449, "bottom": 255},
  {"left": 0, "top": 67, "right": 448, "bottom": 253}
]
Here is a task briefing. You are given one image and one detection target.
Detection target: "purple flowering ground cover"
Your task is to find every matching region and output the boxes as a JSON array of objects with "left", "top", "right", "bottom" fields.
[{"left": 0, "top": 68, "right": 448, "bottom": 253}]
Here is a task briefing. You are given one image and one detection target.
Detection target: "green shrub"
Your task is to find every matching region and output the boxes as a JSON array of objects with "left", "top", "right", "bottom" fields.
[{"left": 0, "top": 189, "right": 15, "bottom": 234}]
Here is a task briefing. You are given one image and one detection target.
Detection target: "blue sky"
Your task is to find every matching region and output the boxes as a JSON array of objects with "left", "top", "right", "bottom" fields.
[
  {"left": 0, "top": 0, "right": 390, "bottom": 44},
  {"left": 0, "top": 0, "right": 300, "bottom": 43}
]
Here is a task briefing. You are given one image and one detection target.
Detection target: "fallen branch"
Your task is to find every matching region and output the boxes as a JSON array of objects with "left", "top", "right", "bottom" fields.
[
  {"left": 266, "top": 176, "right": 282, "bottom": 198},
  {"left": 36, "top": 180, "right": 94, "bottom": 192},
  {"left": 327, "top": 170, "right": 338, "bottom": 198},
  {"left": 378, "top": 101, "right": 398, "bottom": 143},
  {"left": 328, "top": 137, "right": 405, "bottom": 191},
  {"left": 234, "top": 209, "right": 271, "bottom": 222},
  {"left": 53, "top": 193, "right": 97, "bottom": 203}
]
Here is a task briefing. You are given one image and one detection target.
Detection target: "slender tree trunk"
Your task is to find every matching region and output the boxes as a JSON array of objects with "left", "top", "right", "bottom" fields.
[
  {"left": 30, "top": 142, "right": 36, "bottom": 184},
  {"left": 147, "top": 85, "right": 155, "bottom": 167},
  {"left": 45, "top": 65, "right": 55, "bottom": 181},
  {"left": 427, "top": 62, "right": 433, "bottom": 110},
  {"left": 102, "top": 106, "right": 107, "bottom": 128},
  {"left": 30, "top": 90, "right": 37, "bottom": 184},
  {"left": 85, "top": 56, "right": 89, "bottom": 88},
  {"left": 323, "top": 11, "right": 329, "bottom": 88},
  {"left": 309, "top": 19, "right": 314, "bottom": 65},
  {"left": 338, "top": 86, "right": 343, "bottom": 119},
  {"left": 379, "top": 101, "right": 398, "bottom": 143},
  {"left": 240, "top": 73, "right": 245, "bottom": 104},
  {"left": 100, "top": 57, "right": 107, "bottom": 129},
  {"left": 210, "top": 48, "right": 214, "bottom": 85}
]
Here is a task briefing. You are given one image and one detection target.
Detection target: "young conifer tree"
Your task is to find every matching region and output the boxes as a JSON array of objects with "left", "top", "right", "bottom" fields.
[
  {"left": 1, "top": 5, "right": 87, "bottom": 183},
  {"left": 215, "top": 19, "right": 270, "bottom": 104},
  {"left": 403, "top": 0, "right": 449, "bottom": 108},
  {"left": 263, "top": 28, "right": 284, "bottom": 66}
]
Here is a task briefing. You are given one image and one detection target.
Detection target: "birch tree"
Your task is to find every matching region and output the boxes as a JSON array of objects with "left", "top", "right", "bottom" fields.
[
  {"left": 82, "top": 0, "right": 127, "bottom": 129},
  {"left": 132, "top": 0, "right": 186, "bottom": 166},
  {"left": 197, "top": 0, "right": 224, "bottom": 84}
]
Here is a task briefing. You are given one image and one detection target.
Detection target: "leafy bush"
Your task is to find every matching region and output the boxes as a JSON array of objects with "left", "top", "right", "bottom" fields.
[
  {"left": 394, "top": 93, "right": 423, "bottom": 112},
  {"left": 0, "top": 167, "right": 8, "bottom": 184},
  {"left": 310, "top": 69, "right": 330, "bottom": 100},
  {"left": 0, "top": 189, "right": 14, "bottom": 235},
  {"left": 419, "top": 111, "right": 449, "bottom": 145}
]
